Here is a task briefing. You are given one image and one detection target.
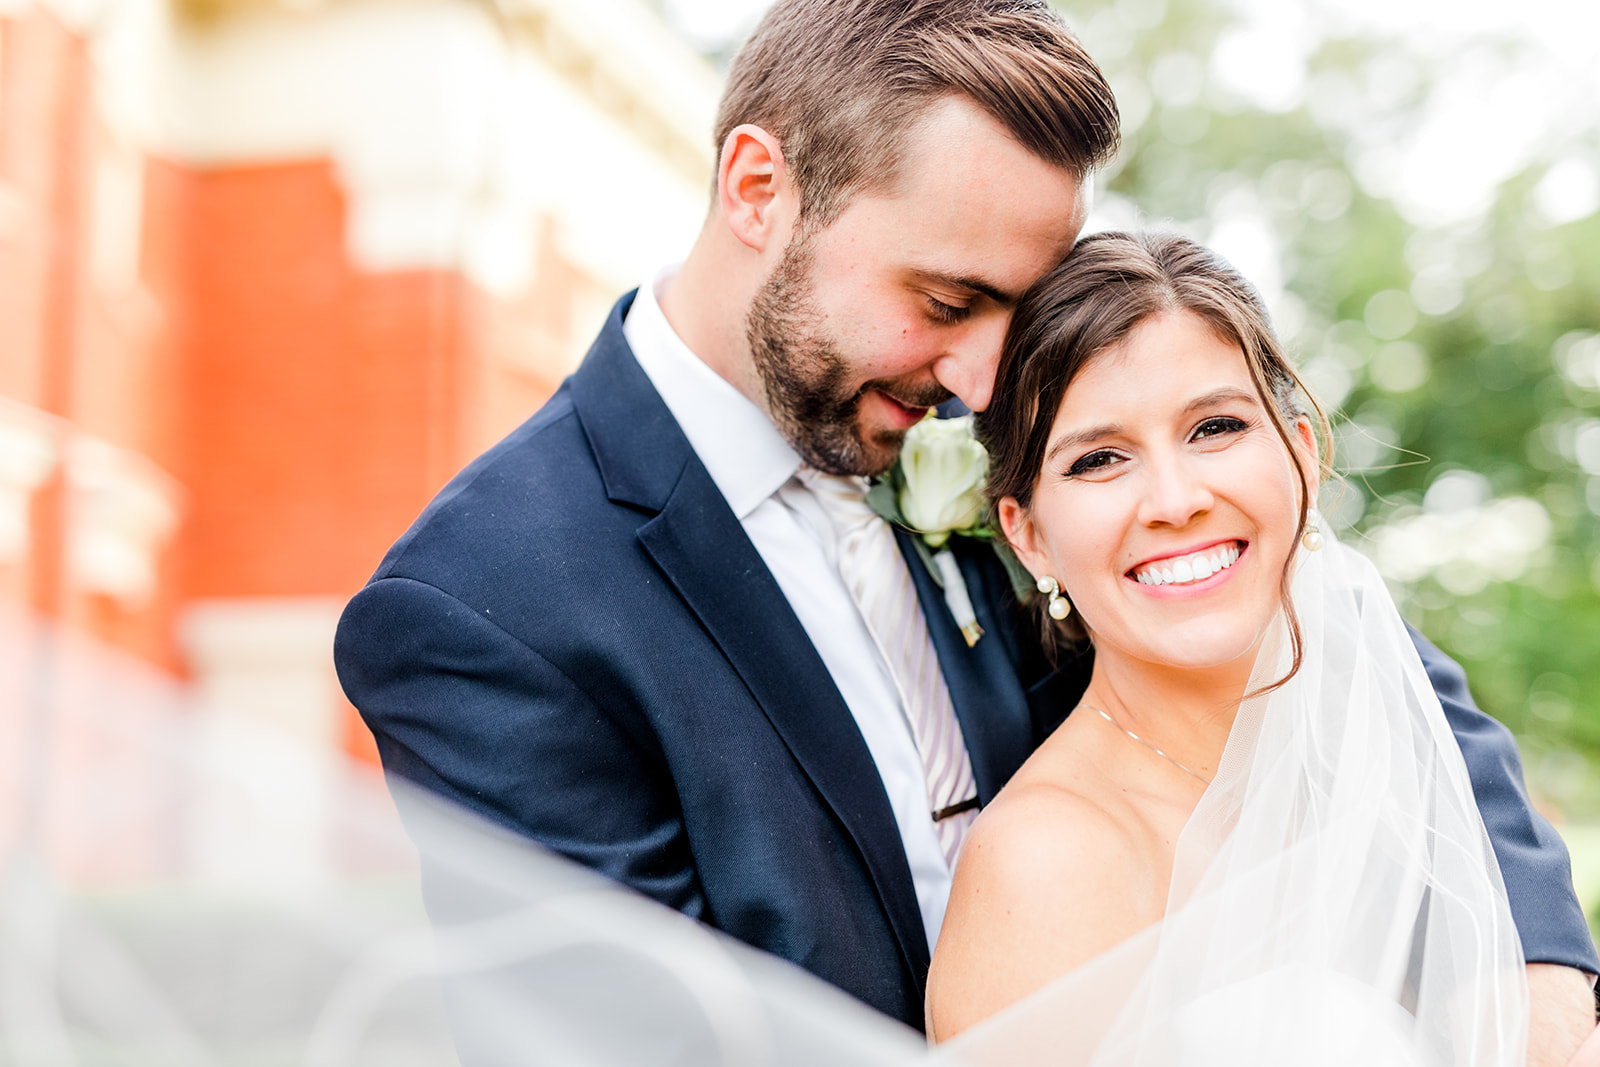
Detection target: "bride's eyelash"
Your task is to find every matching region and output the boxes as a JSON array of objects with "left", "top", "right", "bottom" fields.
[
  {"left": 1066, "top": 449, "right": 1122, "bottom": 477},
  {"left": 1065, "top": 416, "right": 1249, "bottom": 476},
  {"left": 1192, "top": 415, "right": 1249, "bottom": 440}
]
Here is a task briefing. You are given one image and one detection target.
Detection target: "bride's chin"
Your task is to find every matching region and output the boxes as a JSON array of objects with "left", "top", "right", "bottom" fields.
[
  {"left": 1175, "top": 635, "right": 1269, "bottom": 678},
  {"left": 1097, "top": 626, "right": 1268, "bottom": 678}
]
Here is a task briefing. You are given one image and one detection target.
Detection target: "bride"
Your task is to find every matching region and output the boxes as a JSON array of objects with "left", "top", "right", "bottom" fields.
[{"left": 925, "top": 231, "right": 1535, "bottom": 1064}]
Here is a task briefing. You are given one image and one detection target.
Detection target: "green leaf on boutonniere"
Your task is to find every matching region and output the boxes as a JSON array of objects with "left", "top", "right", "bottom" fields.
[
  {"left": 991, "top": 537, "right": 1039, "bottom": 604},
  {"left": 910, "top": 535, "right": 943, "bottom": 589},
  {"left": 867, "top": 470, "right": 945, "bottom": 587},
  {"left": 865, "top": 478, "right": 907, "bottom": 528}
]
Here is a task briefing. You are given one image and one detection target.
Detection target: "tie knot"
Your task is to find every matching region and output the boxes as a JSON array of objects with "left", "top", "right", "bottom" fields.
[{"left": 794, "top": 466, "right": 876, "bottom": 524}]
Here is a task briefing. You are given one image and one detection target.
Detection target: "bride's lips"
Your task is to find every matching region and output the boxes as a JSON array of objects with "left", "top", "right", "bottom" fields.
[
  {"left": 867, "top": 389, "right": 933, "bottom": 430},
  {"left": 1126, "top": 539, "right": 1248, "bottom": 593}
]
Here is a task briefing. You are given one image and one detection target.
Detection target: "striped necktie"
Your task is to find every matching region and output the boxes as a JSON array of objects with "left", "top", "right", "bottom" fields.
[{"left": 794, "top": 466, "right": 979, "bottom": 866}]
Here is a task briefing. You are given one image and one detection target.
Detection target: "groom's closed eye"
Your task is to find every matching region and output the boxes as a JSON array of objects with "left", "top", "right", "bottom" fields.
[
  {"left": 909, "top": 268, "right": 1023, "bottom": 309},
  {"left": 926, "top": 296, "right": 972, "bottom": 323}
]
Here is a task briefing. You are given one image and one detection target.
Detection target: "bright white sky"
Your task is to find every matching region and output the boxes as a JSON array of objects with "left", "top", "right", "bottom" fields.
[
  {"left": 1212, "top": 0, "right": 1600, "bottom": 225},
  {"left": 663, "top": 0, "right": 1600, "bottom": 60},
  {"left": 660, "top": 0, "right": 1600, "bottom": 227},
  {"left": 658, "top": 0, "right": 765, "bottom": 50}
]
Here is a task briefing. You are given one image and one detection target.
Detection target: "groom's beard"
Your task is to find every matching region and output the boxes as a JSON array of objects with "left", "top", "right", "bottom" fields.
[{"left": 745, "top": 235, "right": 952, "bottom": 477}]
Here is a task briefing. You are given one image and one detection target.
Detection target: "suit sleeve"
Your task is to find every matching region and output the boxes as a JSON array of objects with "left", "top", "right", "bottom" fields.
[
  {"left": 1410, "top": 623, "right": 1599, "bottom": 973},
  {"left": 334, "top": 575, "right": 704, "bottom": 917}
]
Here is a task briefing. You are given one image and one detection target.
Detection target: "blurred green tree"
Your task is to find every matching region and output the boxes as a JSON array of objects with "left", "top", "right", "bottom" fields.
[
  {"left": 665, "top": 0, "right": 1600, "bottom": 813},
  {"left": 1056, "top": 0, "right": 1600, "bottom": 812}
]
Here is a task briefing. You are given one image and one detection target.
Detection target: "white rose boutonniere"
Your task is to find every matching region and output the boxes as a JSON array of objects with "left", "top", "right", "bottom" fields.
[
  {"left": 867, "top": 414, "right": 1010, "bottom": 647},
  {"left": 896, "top": 415, "right": 988, "bottom": 548}
]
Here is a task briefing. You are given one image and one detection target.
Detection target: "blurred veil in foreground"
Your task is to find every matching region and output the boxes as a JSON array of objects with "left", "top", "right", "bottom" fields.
[{"left": 0, "top": 600, "right": 924, "bottom": 1066}]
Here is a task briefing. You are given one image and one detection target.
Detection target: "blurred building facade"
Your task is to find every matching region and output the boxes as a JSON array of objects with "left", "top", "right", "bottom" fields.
[{"left": 1, "top": 0, "right": 715, "bottom": 878}]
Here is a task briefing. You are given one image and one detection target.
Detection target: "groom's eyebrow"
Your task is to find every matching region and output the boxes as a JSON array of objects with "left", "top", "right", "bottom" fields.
[{"left": 913, "top": 269, "right": 1020, "bottom": 306}]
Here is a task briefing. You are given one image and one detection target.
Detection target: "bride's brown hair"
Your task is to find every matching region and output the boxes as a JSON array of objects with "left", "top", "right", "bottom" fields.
[{"left": 977, "top": 230, "right": 1328, "bottom": 682}]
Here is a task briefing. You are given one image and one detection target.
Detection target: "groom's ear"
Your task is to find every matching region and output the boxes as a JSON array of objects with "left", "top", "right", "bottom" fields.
[{"left": 718, "top": 124, "right": 795, "bottom": 255}]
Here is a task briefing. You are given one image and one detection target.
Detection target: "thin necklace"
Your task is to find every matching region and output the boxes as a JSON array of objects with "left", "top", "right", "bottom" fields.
[{"left": 1082, "top": 703, "right": 1212, "bottom": 786}]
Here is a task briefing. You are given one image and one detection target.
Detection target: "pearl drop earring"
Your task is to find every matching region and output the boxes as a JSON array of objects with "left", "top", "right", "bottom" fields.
[
  {"left": 1037, "top": 575, "right": 1072, "bottom": 620},
  {"left": 1302, "top": 509, "right": 1324, "bottom": 552}
]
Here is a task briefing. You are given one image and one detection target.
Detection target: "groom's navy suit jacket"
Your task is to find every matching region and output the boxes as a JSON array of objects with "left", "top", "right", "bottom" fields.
[{"left": 335, "top": 293, "right": 1597, "bottom": 1031}]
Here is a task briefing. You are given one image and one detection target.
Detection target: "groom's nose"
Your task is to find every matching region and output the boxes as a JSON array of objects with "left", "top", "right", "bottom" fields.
[{"left": 931, "top": 311, "right": 1011, "bottom": 412}]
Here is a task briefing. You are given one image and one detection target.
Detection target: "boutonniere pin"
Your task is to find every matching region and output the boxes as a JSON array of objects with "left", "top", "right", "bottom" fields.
[{"left": 867, "top": 415, "right": 1001, "bottom": 647}]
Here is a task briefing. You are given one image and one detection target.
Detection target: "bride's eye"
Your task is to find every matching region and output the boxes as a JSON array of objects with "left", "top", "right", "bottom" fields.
[
  {"left": 1067, "top": 449, "right": 1122, "bottom": 477},
  {"left": 1191, "top": 415, "right": 1248, "bottom": 442}
]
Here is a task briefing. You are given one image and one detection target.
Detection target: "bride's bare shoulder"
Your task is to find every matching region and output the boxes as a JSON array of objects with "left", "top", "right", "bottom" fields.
[
  {"left": 954, "top": 774, "right": 1145, "bottom": 932},
  {"left": 927, "top": 774, "right": 1154, "bottom": 1039}
]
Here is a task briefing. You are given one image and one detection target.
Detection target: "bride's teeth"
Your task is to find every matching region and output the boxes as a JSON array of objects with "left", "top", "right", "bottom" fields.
[{"left": 1136, "top": 543, "right": 1241, "bottom": 587}]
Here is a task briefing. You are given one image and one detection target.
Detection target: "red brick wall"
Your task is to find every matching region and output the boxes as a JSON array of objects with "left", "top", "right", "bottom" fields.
[
  {"left": 0, "top": 7, "right": 177, "bottom": 659},
  {"left": 150, "top": 159, "right": 474, "bottom": 600},
  {"left": 0, "top": 6, "right": 607, "bottom": 767}
]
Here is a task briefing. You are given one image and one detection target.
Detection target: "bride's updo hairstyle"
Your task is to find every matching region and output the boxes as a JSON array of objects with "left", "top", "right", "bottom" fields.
[{"left": 978, "top": 230, "right": 1327, "bottom": 677}]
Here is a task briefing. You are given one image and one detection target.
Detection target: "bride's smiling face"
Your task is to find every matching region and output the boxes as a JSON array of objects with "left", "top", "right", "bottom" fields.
[{"left": 1002, "top": 309, "right": 1314, "bottom": 674}]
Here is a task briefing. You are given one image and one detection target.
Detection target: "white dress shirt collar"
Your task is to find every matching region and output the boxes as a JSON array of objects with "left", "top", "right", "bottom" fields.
[{"left": 623, "top": 265, "right": 801, "bottom": 519}]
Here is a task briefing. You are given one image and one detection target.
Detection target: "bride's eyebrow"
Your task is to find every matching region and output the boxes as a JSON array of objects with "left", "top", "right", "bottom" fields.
[
  {"left": 1044, "top": 423, "right": 1121, "bottom": 464},
  {"left": 1183, "top": 387, "right": 1258, "bottom": 414},
  {"left": 1042, "top": 388, "right": 1261, "bottom": 464}
]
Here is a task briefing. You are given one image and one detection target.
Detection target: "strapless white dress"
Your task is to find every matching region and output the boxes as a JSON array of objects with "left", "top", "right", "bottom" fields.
[
  {"left": 1167, "top": 966, "right": 1423, "bottom": 1067},
  {"left": 939, "top": 534, "right": 1526, "bottom": 1067}
]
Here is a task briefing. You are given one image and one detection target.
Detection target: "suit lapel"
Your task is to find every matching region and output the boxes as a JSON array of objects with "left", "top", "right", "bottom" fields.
[
  {"left": 638, "top": 468, "right": 931, "bottom": 980},
  {"left": 897, "top": 529, "right": 1034, "bottom": 805},
  {"left": 568, "top": 295, "right": 933, "bottom": 985}
]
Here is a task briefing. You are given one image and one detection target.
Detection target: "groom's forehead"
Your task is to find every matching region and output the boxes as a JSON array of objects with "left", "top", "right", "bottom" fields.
[
  {"left": 865, "top": 100, "right": 1085, "bottom": 213},
  {"left": 862, "top": 96, "right": 1082, "bottom": 203},
  {"left": 830, "top": 103, "right": 1086, "bottom": 283}
]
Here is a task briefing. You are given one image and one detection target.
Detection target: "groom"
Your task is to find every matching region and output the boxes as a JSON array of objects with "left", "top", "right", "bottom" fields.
[{"left": 334, "top": 0, "right": 1598, "bottom": 1050}]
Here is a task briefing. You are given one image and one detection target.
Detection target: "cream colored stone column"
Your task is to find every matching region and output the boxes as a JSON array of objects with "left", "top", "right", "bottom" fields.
[{"left": 180, "top": 597, "right": 344, "bottom": 888}]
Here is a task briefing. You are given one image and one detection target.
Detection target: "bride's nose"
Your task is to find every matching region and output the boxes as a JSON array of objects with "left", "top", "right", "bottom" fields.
[{"left": 1137, "top": 453, "right": 1214, "bottom": 529}]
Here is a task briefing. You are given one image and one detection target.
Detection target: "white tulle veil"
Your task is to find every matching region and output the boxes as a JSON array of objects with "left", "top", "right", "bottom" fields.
[
  {"left": 0, "top": 602, "right": 925, "bottom": 1066},
  {"left": 939, "top": 523, "right": 1528, "bottom": 1067},
  {"left": 2, "top": 522, "right": 1526, "bottom": 1065}
]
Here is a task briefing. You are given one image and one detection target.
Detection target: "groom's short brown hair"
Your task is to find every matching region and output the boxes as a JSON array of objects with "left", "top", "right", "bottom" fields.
[{"left": 715, "top": 0, "right": 1120, "bottom": 228}]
